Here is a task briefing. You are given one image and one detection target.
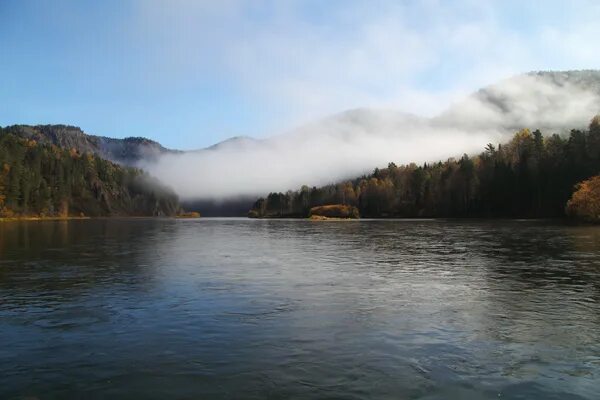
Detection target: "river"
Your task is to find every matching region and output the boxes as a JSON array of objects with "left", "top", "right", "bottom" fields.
[{"left": 1, "top": 218, "right": 599, "bottom": 399}]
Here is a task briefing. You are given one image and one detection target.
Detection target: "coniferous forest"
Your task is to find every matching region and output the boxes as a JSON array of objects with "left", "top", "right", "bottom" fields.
[
  {"left": 250, "top": 117, "right": 600, "bottom": 219},
  {"left": 0, "top": 128, "right": 180, "bottom": 218}
]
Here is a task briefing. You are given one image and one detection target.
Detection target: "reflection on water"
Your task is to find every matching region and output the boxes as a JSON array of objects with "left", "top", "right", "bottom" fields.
[{"left": 1, "top": 218, "right": 600, "bottom": 399}]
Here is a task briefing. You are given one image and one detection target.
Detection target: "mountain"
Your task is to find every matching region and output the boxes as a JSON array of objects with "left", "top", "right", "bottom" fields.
[
  {"left": 2, "top": 124, "right": 179, "bottom": 165},
  {"left": 274, "top": 108, "right": 429, "bottom": 144},
  {"left": 434, "top": 70, "right": 600, "bottom": 132},
  {"left": 0, "top": 128, "right": 180, "bottom": 218},
  {"left": 204, "top": 136, "right": 261, "bottom": 151}
]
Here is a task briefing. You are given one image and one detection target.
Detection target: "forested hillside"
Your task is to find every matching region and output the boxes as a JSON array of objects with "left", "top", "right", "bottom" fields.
[
  {"left": 0, "top": 129, "right": 180, "bottom": 218},
  {"left": 250, "top": 116, "right": 600, "bottom": 219}
]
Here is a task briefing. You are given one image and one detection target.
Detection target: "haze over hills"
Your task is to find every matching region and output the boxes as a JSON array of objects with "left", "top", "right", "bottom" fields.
[
  {"left": 204, "top": 136, "right": 262, "bottom": 151},
  {"left": 4, "top": 70, "right": 600, "bottom": 212},
  {"left": 144, "top": 70, "right": 600, "bottom": 200},
  {"left": 434, "top": 70, "right": 600, "bottom": 132}
]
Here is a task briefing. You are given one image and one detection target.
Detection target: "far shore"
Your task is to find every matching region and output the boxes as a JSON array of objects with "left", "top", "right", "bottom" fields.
[
  {"left": 1, "top": 211, "right": 202, "bottom": 222},
  {"left": 0, "top": 216, "right": 91, "bottom": 222},
  {"left": 0, "top": 215, "right": 203, "bottom": 222},
  {"left": 1, "top": 216, "right": 589, "bottom": 225}
]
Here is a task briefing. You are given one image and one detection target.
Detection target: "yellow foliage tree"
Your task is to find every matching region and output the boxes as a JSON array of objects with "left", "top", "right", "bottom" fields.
[
  {"left": 0, "top": 163, "right": 8, "bottom": 213},
  {"left": 566, "top": 175, "right": 600, "bottom": 222}
]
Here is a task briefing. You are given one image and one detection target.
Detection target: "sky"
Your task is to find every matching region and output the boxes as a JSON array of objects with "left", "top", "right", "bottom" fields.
[{"left": 1, "top": 0, "right": 600, "bottom": 149}]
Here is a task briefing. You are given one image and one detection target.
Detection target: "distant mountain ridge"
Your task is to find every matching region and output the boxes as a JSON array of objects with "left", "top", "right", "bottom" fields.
[
  {"left": 2, "top": 124, "right": 180, "bottom": 166},
  {"left": 204, "top": 135, "right": 261, "bottom": 151},
  {"left": 434, "top": 69, "right": 600, "bottom": 132}
]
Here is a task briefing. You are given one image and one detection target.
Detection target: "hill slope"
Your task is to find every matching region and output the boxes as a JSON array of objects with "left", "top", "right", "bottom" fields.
[
  {"left": 0, "top": 129, "right": 180, "bottom": 218},
  {"left": 3, "top": 124, "right": 179, "bottom": 166},
  {"left": 435, "top": 70, "right": 600, "bottom": 132}
]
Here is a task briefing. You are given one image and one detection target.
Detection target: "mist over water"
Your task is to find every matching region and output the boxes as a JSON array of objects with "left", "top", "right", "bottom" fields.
[{"left": 143, "top": 73, "right": 600, "bottom": 200}]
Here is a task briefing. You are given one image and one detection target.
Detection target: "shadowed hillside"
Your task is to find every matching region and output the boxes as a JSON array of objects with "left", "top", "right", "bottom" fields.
[{"left": 0, "top": 129, "right": 180, "bottom": 218}]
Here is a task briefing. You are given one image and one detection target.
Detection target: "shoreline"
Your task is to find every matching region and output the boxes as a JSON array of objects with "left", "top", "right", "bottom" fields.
[
  {"left": 0, "top": 215, "right": 580, "bottom": 226},
  {"left": 0, "top": 216, "right": 92, "bottom": 222},
  {"left": 0, "top": 215, "right": 203, "bottom": 222}
]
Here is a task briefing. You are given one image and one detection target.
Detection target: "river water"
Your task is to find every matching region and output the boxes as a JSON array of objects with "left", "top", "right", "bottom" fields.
[{"left": 1, "top": 218, "right": 599, "bottom": 399}]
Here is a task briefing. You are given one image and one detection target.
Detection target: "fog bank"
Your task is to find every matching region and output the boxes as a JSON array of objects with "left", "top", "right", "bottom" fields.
[{"left": 142, "top": 72, "right": 600, "bottom": 200}]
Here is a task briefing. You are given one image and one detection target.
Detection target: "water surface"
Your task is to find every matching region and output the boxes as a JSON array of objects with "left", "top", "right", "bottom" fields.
[{"left": 1, "top": 218, "right": 600, "bottom": 399}]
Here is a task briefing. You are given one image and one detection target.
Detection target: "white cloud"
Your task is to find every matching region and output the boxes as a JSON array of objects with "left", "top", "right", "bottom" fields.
[
  {"left": 129, "top": 1, "right": 600, "bottom": 199},
  {"left": 126, "top": 0, "right": 600, "bottom": 131}
]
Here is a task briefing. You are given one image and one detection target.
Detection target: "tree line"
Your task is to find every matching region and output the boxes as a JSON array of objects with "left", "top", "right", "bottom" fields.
[
  {"left": 250, "top": 116, "right": 600, "bottom": 218},
  {"left": 0, "top": 129, "right": 180, "bottom": 218}
]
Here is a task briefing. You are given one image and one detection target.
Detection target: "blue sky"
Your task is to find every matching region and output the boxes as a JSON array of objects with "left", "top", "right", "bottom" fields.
[{"left": 1, "top": 0, "right": 599, "bottom": 149}]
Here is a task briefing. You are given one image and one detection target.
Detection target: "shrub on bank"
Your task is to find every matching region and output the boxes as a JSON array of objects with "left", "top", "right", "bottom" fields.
[
  {"left": 566, "top": 175, "right": 600, "bottom": 223},
  {"left": 177, "top": 211, "right": 201, "bottom": 218},
  {"left": 309, "top": 204, "right": 359, "bottom": 219}
]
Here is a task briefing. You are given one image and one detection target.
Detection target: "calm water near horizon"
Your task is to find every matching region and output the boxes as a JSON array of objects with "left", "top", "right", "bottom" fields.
[{"left": 1, "top": 218, "right": 600, "bottom": 399}]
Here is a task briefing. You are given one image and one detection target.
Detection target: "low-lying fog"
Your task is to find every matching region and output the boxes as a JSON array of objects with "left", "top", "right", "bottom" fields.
[{"left": 142, "top": 72, "right": 600, "bottom": 199}]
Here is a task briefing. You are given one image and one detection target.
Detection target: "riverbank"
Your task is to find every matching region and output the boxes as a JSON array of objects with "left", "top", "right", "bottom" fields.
[
  {"left": 0, "top": 214, "right": 202, "bottom": 222},
  {"left": 0, "top": 216, "right": 91, "bottom": 222}
]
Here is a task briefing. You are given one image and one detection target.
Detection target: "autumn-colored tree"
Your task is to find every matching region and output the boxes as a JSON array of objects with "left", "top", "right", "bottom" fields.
[{"left": 566, "top": 176, "right": 600, "bottom": 222}]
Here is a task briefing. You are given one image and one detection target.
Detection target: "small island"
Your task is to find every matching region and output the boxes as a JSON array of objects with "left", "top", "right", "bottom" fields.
[
  {"left": 176, "top": 211, "right": 201, "bottom": 219},
  {"left": 308, "top": 205, "right": 359, "bottom": 220}
]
